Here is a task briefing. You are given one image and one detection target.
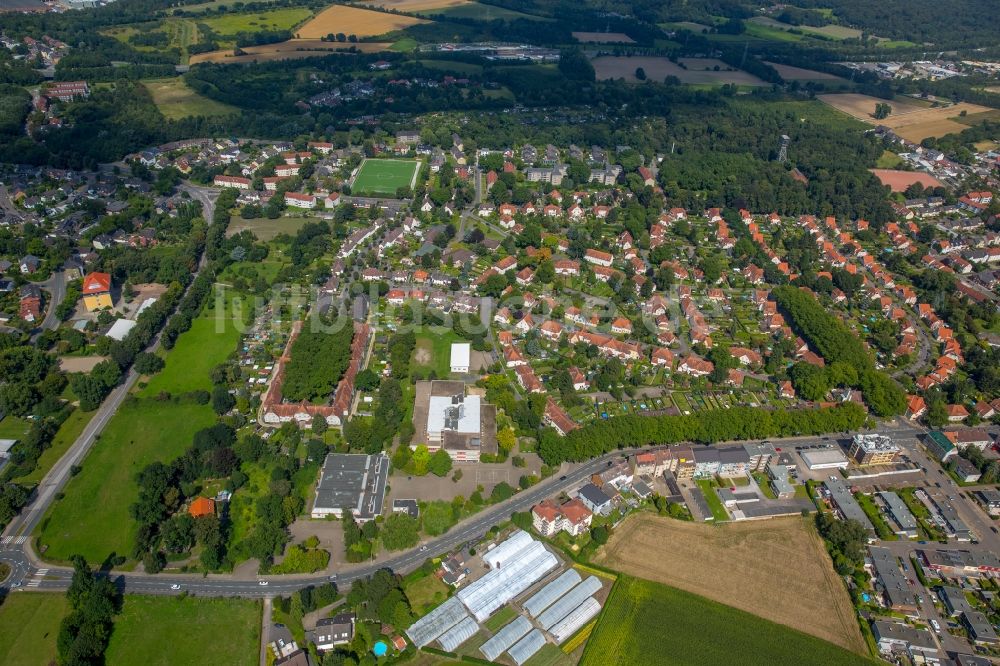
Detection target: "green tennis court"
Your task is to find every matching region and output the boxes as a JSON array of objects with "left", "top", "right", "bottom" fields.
[{"left": 352, "top": 158, "right": 419, "bottom": 195}]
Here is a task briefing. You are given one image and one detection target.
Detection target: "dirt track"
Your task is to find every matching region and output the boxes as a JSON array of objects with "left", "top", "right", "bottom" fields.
[{"left": 593, "top": 513, "right": 867, "bottom": 654}]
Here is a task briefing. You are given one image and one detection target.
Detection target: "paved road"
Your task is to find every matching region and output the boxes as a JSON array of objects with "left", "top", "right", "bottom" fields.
[
  {"left": 31, "top": 269, "right": 65, "bottom": 341},
  {"left": 0, "top": 185, "right": 219, "bottom": 584},
  {"left": 0, "top": 448, "right": 618, "bottom": 596}
]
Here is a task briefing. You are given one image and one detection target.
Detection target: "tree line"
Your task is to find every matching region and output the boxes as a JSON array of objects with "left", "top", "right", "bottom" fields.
[{"left": 537, "top": 402, "right": 866, "bottom": 465}]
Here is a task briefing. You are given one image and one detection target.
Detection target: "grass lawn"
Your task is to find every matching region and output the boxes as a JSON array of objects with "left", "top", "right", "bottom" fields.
[
  {"left": 143, "top": 77, "right": 238, "bottom": 120},
  {"left": 581, "top": 576, "right": 876, "bottom": 666},
  {"left": 139, "top": 306, "right": 242, "bottom": 397},
  {"left": 36, "top": 399, "right": 219, "bottom": 563},
  {"left": 483, "top": 605, "right": 517, "bottom": 632},
  {"left": 226, "top": 214, "right": 314, "bottom": 242},
  {"left": 0, "top": 416, "right": 31, "bottom": 440},
  {"left": 106, "top": 595, "right": 261, "bottom": 666},
  {"left": 695, "top": 480, "right": 729, "bottom": 521},
  {"left": 0, "top": 593, "right": 68, "bottom": 666},
  {"left": 14, "top": 407, "right": 96, "bottom": 485},
  {"left": 411, "top": 327, "right": 464, "bottom": 378},
  {"left": 876, "top": 150, "right": 904, "bottom": 168},
  {"left": 404, "top": 573, "right": 451, "bottom": 615},
  {"left": 352, "top": 158, "right": 420, "bottom": 196}
]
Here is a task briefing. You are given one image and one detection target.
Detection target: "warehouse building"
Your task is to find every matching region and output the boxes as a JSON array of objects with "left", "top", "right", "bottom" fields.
[
  {"left": 310, "top": 453, "right": 388, "bottom": 521},
  {"left": 800, "top": 447, "right": 850, "bottom": 470}
]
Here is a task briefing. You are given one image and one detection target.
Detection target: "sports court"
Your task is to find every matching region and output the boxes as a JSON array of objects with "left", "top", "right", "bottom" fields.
[{"left": 351, "top": 158, "right": 420, "bottom": 195}]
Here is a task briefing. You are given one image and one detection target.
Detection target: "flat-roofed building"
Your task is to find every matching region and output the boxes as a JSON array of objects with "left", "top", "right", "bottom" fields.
[
  {"left": 849, "top": 433, "right": 900, "bottom": 465},
  {"left": 918, "top": 549, "right": 1000, "bottom": 577},
  {"left": 311, "top": 453, "right": 388, "bottom": 521},
  {"left": 868, "top": 546, "right": 918, "bottom": 615},
  {"left": 412, "top": 380, "right": 497, "bottom": 462},
  {"left": 877, "top": 491, "right": 918, "bottom": 539},
  {"left": 801, "top": 447, "right": 850, "bottom": 470},
  {"left": 824, "top": 478, "right": 876, "bottom": 538},
  {"left": 450, "top": 342, "right": 471, "bottom": 374},
  {"left": 766, "top": 463, "right": 795, "bottom": 499}
]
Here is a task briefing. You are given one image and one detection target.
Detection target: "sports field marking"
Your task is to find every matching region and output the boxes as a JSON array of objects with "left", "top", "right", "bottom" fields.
[{"left": 351, "top": 158, "right": 420, "bottom": 195}]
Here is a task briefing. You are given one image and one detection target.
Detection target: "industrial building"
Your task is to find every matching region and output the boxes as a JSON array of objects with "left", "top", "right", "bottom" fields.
[
  {"left": 310, "top": 453, "right": 388, "bottom": 521},
  {"left": 848, "top": 433, "right": 901, "bottom": 465}
]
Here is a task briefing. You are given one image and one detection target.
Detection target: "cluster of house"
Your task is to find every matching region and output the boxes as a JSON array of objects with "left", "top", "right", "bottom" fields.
[
  {"left": 0, "top": 33, "right": 68, "bottom": 68},
  {"left": 269, "top": 612, "right": 403, "bottom": 666}
]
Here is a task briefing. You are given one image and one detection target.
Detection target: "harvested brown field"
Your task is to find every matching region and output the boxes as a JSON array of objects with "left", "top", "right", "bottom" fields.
[
  {"left": 358, "top": 0, "right": 467, "bottom": 10},
  {"left": 764, "top": 62, "right": 844, "bottom": 81},
  {"left": 869, "top": 169, "right": 943, "bottom": 193},
  {"left": 592, "top": 56, "right": 766, "bottom": 86},
  {"left": 572, "top": 31, "right": 635, "bottom": 43},
  {"left": 297, "top": 5, "right": 426, "bottom": 39},
  {"left": 819, "top": 93, "right": 995, "bottom": 141},
  {"left": 189, "top": 39, "right": 393, "bottom": 64},
  {"left": 592, "top": 513, "right": 867, "bottom": 654}
]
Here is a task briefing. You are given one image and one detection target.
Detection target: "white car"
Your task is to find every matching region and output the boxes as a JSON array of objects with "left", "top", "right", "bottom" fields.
[
  {"left": 258, "top": 580, "right": 269, "bottom": 586},
  {"left": 931, "top": 619, "right": 941, "bottom": 632},
  {"left": 170, "top": 584, "right": 181, "bottom": 590}
]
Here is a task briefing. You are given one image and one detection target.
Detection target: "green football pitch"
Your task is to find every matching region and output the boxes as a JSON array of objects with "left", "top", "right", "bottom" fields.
[{"left": 351, "top": 158, "right": 419, "bottom": 195}]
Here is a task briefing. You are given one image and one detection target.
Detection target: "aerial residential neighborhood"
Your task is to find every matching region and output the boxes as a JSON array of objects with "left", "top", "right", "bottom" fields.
[{"left": 1, "top": 0, "right": 1000, "bottom": 664}]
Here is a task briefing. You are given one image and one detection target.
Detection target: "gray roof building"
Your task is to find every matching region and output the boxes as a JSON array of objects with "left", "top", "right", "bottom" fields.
[
  {"left": 868, "top": 546, "right": 917, "bottom": 613},
  {"left": 877, "top": 491, "right": 918, "bottom": 538},
  {"left": 311, "top": 453, "right": 388, "bottom": 522},
  {"left": 824, "top": 478, "right": 876, "bottom": 537},
  {"left": 962, "top": 611, "right": 999, "bottom": 645}
]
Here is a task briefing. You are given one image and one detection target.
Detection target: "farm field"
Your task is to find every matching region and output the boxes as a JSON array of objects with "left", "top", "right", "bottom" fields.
[
  {"left": 764, "top": 62, "right": 844, "bottom": 81},
  {"left": 143, "top": 77, "right": 238, "bottom": 120},
  {"left": 592, "top": 514, "right": 866, "bottom": 653},
  {"left": 198, "top": 7, "right": 313, "bottom": 36},
  {"left": 352, "top": 158, "right": 420, "bottom": 195},
  {"left": 359, "top": 0, "right": 468, "bottom": 10},
  {"left": 227, "top": 214, "right": 315, "bottom": 241},
  {"left": 423, "top": 2, "right": 547, "bottom": 21},
  {"left": 188, "top": 39, "right": 393, "bottom": 64},
  {"left": 749, "top": 16, "right": 862, "bottom": 40},
  {"left": 592, "top": 56, "right": 766, "bottom": 85},
  {"left": 0, "top": 593, "right": 68, "bottom": 665},
  {"left": 869, "top": 169, "right": 943, "bottom": 193},
  {"left": 297, "top": 5, "right": 427, "bottom": 39},
  {"left": 819, "top": 93, "right": 995, "bottom": 141},
  {"left": 572, "top": 31, "right": 634, "bottom": 43},
  {"left": 106, "top": 596, "right": 261, "bottom": 666},
  {"left": 581, "top": 575, "right": 874, "bottom": 666}
]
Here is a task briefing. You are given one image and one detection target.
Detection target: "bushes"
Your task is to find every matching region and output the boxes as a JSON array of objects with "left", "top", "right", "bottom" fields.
[{"left": 538, "top": 403, "right": 865, "bottom": 465}]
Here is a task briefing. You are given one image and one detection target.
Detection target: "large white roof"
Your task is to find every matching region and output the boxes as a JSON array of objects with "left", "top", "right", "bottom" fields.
[
  {"left": 105, "top": 318, "right": 137, "bottom": 341},
  {"left": 450, "top": 342, "right": 470, "bottom": 366},
  {"left": 427, "top": 394, "right": 480, "bottom": 436}
]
